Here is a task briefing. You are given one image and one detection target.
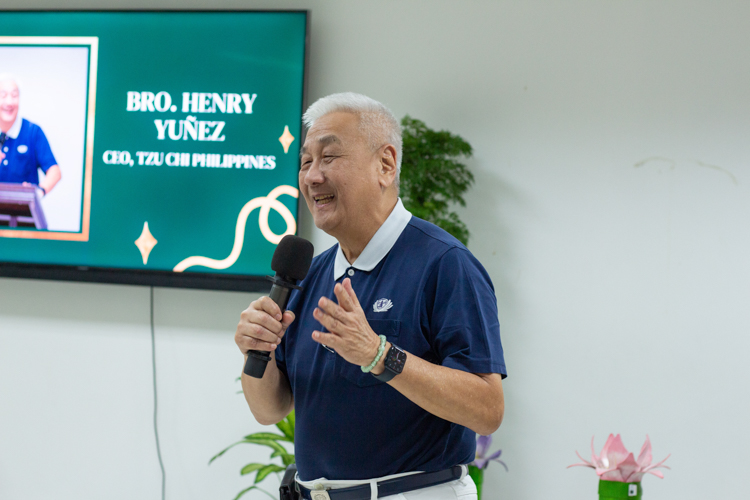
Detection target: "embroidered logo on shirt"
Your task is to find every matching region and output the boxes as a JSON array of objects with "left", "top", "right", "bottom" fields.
[
  {"left": 373, "top": 298, "right": 393, "bottom": 313},
  {"left": 17, "top": 145, "right": 28, "bottom": 154}
]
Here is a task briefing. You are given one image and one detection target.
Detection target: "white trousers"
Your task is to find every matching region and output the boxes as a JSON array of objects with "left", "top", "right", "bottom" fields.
[{"left": 297, "top": 468, "right": 477, "bottom": 500}]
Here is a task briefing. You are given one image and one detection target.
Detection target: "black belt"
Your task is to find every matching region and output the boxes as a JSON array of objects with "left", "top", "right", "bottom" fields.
[{"left": 298, "top": 465, "right": 465, "bottom": 500}]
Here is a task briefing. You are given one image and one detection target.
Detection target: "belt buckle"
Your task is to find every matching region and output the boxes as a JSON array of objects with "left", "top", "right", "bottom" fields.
[{"left": 310, "top": 484, "right": 331, "bottom": 500}]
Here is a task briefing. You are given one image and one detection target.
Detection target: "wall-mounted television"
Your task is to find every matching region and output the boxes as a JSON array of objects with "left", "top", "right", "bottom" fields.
[{"left": 0, "top": 10, "right": 308, "bottom": 291}]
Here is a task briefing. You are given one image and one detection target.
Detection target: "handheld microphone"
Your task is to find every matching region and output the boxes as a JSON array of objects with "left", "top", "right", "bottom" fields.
[{"left": 244, "top": 234, "right": 314, "bottom": 378}]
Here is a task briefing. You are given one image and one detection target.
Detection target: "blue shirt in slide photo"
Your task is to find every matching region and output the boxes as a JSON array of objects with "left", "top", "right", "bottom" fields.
[
  {"left": 0, "top": 118, "right": 58, "bottom": 185},
  {"left": 275, "top": 200, "right": 507, "bottom": 481}
]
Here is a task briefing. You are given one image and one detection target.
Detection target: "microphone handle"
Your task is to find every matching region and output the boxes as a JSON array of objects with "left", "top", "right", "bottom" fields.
[{"left": 243, "top": 282, "right": 294, "bottom": 378}]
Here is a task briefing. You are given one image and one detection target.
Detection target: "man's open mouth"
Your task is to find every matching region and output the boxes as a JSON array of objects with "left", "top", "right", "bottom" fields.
[{"left": 313, "top": 194, "right": 335, "bottom": 205}]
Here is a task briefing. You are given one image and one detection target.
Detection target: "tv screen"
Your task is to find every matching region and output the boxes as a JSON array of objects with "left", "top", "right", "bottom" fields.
[{"left": 0, "top": 10, "right": 308, "bottom": 291}]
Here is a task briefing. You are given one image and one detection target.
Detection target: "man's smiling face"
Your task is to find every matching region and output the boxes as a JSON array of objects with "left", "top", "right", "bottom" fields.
[
  {"left": 0, "top": 80, "right": 19, "bottom": 126},
  {"left": 299, "top": 112, "right": 383, "bottom": 238}
]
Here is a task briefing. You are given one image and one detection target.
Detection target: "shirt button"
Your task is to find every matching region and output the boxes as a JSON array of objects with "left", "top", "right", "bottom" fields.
[
  {"left": 2, "top": 146, "right": 7, "bottom": 152},
  {"left": 2, "top": 160, "right": 6, "bottom": 165},
  {"left": 347, "top": 268, "right": 355, "bottom": 277}
]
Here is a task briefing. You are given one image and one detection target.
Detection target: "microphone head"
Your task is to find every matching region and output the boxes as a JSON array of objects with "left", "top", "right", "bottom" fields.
[{"left": 271, "top": 234, "right": 314, "bottom": 282}]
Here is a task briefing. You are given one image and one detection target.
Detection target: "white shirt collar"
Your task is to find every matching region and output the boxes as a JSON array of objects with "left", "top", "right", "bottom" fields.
[
  {"left": 6, "top": 116, "right": 22, "bottom": 139},
  {"left": 333, "top": 198, "right": 412, "bottom": 280}
]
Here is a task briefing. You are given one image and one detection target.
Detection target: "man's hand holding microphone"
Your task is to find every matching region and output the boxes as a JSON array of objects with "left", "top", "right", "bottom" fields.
[
  {"left": 236, "top": 297, "right": 296, "bottom": 357},
  {"left": 234, "top": 235, "right": 313, "bottom": 425}
]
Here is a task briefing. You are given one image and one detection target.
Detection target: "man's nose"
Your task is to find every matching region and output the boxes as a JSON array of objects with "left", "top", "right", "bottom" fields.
[{"left": 303, "top": 160, "right": 325, "bottom": 185}]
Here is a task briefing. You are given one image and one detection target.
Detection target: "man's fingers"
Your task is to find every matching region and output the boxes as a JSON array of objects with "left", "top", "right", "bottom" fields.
[
  {"left": 235, "top": 296, "right": 294, "bottom": 356},
  {"left": 240, "top": 321, "right": 281, "bottom": 344},
  {"left": 279, "top": 311, "right": 295, "bottom": 338},
  {"left": 342, "top": 278, "right": 361, "bottom": 309},
  {"left": 241, "top": 307, "right": 283, "bottom": 335},
  {"left": 253, "top": 296, "right": 283, "bottom": 321},
  {"left": 313, "top": 307, "right": 341, "bottom": 333},
  {"left": 235, "top": 322, "right": 280, "bottom": 353},
  {"left": 312, "top": 330, "right": 338, "bottom": 347},
  {"left": 242, "top": 337, "right": 279, "bottom": 353},
  {"left": 317, "top": 296, "right": 346, "bottom": 322},
  {"left": 334, "top": 281, "right": 355, "bottom": 312},
  {"left": 281, "top": 311, "right": 295, "bottom": 329}
]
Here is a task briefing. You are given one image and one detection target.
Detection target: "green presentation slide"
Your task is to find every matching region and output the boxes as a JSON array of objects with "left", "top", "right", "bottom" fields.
[{"left": 0, "top": 11, "right": 306, "bottom": 281}]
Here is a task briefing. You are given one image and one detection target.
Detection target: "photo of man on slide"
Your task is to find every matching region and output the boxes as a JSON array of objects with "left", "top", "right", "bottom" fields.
[{"left": 0, "top": 74, "right": 61, "bottom": 196}]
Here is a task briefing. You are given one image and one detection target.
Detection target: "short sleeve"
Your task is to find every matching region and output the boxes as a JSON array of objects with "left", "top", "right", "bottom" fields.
[
  {"left": 426, "top": 248, "right": 507, "bottom": 378},
  {"left": 32, "top": 126, "right": 58, "bottom": 173}
]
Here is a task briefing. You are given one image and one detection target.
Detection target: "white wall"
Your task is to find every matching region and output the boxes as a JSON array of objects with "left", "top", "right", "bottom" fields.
[{"left": 2, "top": 1, "right": 749, "bottom": 499}]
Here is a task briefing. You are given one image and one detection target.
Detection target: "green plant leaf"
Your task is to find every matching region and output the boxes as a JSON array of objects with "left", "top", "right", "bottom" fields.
[
  {"left": 270, "top": 450, "right": 296, "bottom": 466},
  {"left": 240, "top": 463, "right": 268, "bottom": 476},
  {"left": 275, "top": 411, "right": 295, "bottom": 440},
  {"left": 209, "top": 438, "right": 286, "bottom": 465},
  {"left": 209, "top": 440, "right": 246, "bottom": 465},
  {"left": 241, "top": 438, "right": 287, "bottom": 455},
  {"left": 243, "top": 432, "right": 293, "bottom": 443},
  {"left": 399, "top": 115, "right": 474, "bottom": 246},
  {"left": 255, "top": 464, "right": 287, "bottom": 484},
  {"left": 275, "top": 421, "right": 294, "bottom": 440},
  {"left": 287, "top": 411, "right": 295, "bottom": 429}
]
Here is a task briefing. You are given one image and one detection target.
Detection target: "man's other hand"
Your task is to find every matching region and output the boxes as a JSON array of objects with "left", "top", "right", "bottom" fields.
[
  {"left": 235, "top": 297, "right": 295, "bottom": 355},
  {"left": 311, "top": 278, "right": 382, "bottom": 367}
]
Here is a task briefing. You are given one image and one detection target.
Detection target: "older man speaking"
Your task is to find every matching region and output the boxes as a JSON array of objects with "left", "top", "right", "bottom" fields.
[
  {"left": 0, "top": 74, "right": 61, "bottom": 196},
  {"left": 235, "top": 93, "right": 506, "bottom": 500}
]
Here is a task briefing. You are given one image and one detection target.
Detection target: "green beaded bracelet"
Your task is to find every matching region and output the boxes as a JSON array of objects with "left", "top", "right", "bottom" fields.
[{"left": 361, "top": 335, "right": 387, "bottom": 373}]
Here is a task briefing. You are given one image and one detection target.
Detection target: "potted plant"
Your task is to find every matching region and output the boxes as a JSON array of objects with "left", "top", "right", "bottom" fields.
[
  {"left": 400, "top": 116, "right": 474, "bottom": 245},
  {"left": 569, "top": 434, "right": 670, "bottom": 499},
  {"left": 210, "top": 411, "right": 295, "bottom": 500}
]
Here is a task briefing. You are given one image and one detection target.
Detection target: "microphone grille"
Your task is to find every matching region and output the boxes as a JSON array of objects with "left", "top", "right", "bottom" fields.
[{"left": 271, "top": 234, "right": 314, "bottom": 281}]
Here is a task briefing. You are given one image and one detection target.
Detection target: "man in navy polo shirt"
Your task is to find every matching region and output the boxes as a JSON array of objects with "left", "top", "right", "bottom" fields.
[
  {"left": 0, "top": 75, "right": 62, "bottom": 196},
  {"left": 236, "top": 93, "right": 506, "bottom": 500}
]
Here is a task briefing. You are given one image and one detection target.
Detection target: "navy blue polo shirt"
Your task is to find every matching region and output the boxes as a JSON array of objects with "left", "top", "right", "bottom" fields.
[
  {"left": 0, "top": 118, "right": 58, "bottom": 185},
  {"left": 276, "top": 201, "right": 506, "bottom": 481}
]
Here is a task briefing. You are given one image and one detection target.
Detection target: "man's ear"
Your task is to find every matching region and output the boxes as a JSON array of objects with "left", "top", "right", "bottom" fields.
[{"left": 378, "top": 144, "right": 398, "bottom": 189}]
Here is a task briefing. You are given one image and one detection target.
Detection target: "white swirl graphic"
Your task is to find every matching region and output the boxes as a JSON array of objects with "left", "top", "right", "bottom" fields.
[{"left": 173, "top": 185, "right": 298, "bottom": 272}]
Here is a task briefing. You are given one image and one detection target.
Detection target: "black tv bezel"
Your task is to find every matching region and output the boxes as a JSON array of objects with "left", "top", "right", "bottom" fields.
[{"left": 0, "top": 8, "right": 310, "bottom": 293}]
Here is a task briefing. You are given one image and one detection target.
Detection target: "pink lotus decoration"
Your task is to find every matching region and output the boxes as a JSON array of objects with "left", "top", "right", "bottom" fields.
[{"left": 568, "top": 434, "right": 670, "bottom": 482}]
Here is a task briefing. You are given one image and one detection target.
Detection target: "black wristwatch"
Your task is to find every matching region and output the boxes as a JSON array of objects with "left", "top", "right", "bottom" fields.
[{"left": 372, "top": 343, "right": 407, "bottom": 382}]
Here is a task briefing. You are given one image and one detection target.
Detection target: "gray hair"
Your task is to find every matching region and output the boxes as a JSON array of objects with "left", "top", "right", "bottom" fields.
[
  {"left": 303, "top": 92, "right": 403, "bottom": 176},
  {"left": 0, "top": 74, "right": 21, "bottom": 95}
]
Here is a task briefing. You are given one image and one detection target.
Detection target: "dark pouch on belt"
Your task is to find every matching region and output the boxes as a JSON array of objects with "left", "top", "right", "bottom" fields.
[{"left": 280, "top": 463, "right": 300, "bottom": 500}]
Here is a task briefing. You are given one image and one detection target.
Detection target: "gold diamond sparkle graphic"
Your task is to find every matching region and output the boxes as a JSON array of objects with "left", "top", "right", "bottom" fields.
[
  {"left": 135, "top": 222, "right": 158, "bottom": 265},
  {"left": 279, "top": 125, "right": 295, "bottom": 154}
]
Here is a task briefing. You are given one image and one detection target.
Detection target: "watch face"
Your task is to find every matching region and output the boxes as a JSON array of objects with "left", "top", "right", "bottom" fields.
[{"left": 385, "top": 344, "right": 407, "bottom": 374}]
